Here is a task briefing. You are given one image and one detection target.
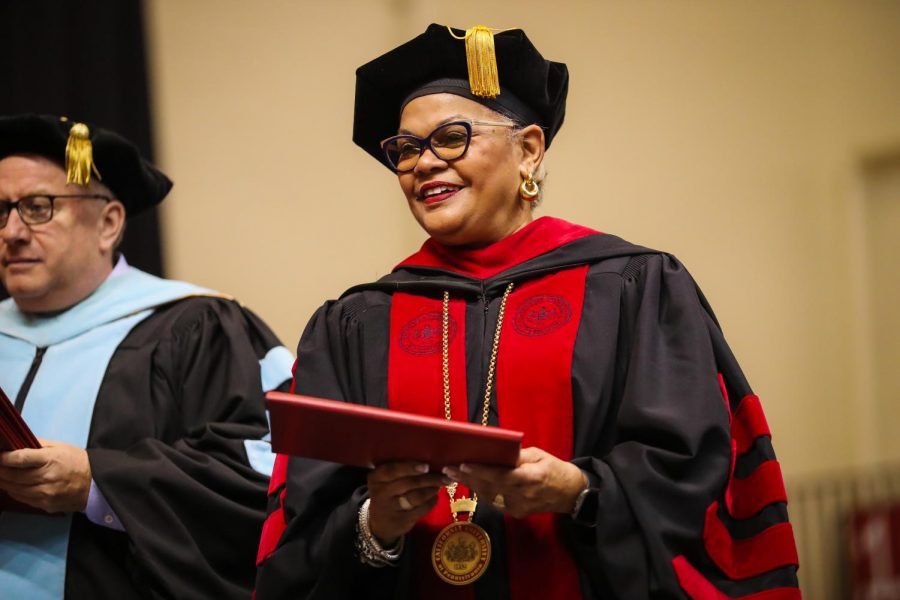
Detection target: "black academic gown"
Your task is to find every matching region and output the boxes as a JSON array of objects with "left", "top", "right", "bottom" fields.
[
  {"left": 255, "top": 220, "right": 800, "bottom": 599},
  {"left": 30, "top": 297, "right": 290, "bottom": 599}
]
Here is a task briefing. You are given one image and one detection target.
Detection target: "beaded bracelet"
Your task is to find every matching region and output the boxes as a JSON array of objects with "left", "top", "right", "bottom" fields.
[{"left": 355, "top": 498, "right": 404, "bottom": 567}]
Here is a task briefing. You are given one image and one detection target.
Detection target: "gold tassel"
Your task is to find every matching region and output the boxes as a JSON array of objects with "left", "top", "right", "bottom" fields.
[
  {"left": 65, "top": 122, "right": 101, "bottom": 186},
  {"left": 449, "top": 25, "right": 503, "bottom": 99}
]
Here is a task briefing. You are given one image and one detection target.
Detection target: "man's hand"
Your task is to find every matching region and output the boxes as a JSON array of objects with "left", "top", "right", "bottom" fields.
[{"left": 0, "top": 439, "right": 92, "bottom": 513}]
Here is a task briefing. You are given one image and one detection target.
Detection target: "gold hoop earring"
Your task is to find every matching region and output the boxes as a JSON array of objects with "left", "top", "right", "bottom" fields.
[{"left": 520, "top": 173, "right": 539, "bottom": 201}]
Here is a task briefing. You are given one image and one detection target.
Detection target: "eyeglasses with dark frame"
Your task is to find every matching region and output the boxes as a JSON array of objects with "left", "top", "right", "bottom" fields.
[
  {"left": 380, "top": 120, "right": 518, "bottom": 173},
  {"left": 0, "top": 194, "right": 112, "bottom": 229}
]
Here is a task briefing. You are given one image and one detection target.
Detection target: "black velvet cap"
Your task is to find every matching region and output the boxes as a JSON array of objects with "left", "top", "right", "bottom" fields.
[
  {"left": 0, "top": 114, "right": 172, "bottom": 216},
  {"left": 353, "top": 24, "right": 569, "bottom": 169}
]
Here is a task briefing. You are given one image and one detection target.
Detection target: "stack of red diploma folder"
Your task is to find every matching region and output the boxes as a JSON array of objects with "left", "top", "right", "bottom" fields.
[
  {"left": 0, "top": 385, "right": 42, "bottom": 513},
  {"left": 266, "top": 392, "right": 523, "bottom": 470}
]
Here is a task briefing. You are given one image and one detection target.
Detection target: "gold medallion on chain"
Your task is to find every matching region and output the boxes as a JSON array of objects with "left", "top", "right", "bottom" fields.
[
  {"left": 430, "top": 284, "right": 514, "bottom": 585},
  {"left": 432, "top": 520, "right": 492, "bottom": 585}
]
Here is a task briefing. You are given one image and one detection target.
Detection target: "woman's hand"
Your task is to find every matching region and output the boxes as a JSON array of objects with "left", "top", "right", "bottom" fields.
[
  {"left": 366, "top": 461, "right": 449, "bottom": 545},
  {"left": 443, "top": 447, "right": 587, "bottom": 519}
]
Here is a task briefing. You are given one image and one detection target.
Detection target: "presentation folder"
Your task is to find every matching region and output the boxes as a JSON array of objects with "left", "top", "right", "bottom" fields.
[
  {"left": 266, "top": 392, "right": 523, "bottom": 470},
  {"left": 0, "top": 385, "right": 42, "bottom": 514},
  {"left": 0, "top": 385, "right": 40, "bottom": 452}
]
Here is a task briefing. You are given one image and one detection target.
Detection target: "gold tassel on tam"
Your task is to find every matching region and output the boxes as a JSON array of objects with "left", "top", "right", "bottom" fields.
[
  {"left": 448, "top": 25, "right": 513, "bottom": 99},
  {"left": 64, "top": 122, "right": 102, "bottom": 186}
]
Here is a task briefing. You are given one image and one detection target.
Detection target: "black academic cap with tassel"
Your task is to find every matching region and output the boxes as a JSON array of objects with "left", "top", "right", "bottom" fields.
[
  {"left": 0, "top": 114, "right": 171, "bottom": 216},
  {"left": 353, "top": 23, "right": 569, "bottom": 170}
]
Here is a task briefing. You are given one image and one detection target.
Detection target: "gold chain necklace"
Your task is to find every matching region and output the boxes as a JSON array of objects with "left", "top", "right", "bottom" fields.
[{"left": 431, "top": 283, "right": 514, "bottom": 586}]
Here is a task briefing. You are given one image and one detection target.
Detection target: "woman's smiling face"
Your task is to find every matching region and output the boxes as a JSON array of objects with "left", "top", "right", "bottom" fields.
[{"left": 396, "top": 93, "right": 537, "bottom": 248}]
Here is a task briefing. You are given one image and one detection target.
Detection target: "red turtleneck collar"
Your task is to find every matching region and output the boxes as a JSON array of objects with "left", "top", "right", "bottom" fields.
[{"left": 394, "top": 216, "right": 601, "bottom": 280}]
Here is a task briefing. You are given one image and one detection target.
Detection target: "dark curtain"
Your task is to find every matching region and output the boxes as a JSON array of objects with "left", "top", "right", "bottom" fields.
[{"left": 0, "top": 0, "right": 164, "bottom": 301}]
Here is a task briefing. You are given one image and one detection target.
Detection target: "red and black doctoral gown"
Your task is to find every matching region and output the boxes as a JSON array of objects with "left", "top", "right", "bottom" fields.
[{"left": 255, "top": 217, "right": 801, "bottom": 599}]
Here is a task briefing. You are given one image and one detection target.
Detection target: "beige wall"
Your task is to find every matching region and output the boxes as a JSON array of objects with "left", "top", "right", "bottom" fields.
[
  {"left": 864, "top": 156, "right": 900, "bottom": 462},
  {"left": 145, "top": 0, "right": 900, "bottom": 479}
]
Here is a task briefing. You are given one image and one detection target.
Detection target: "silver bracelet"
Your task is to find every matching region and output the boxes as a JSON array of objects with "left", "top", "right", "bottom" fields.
[{"left": 355, "top": 498, "right": 404, "bottom": 567}]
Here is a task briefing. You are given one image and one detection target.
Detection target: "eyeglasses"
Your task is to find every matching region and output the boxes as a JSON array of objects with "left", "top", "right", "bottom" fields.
[
  {"left": 0, "top": 194, "right": 112, "bottom": 229},
  {"left": 381, "top": 120, "right": 517, "bottom": 173}
]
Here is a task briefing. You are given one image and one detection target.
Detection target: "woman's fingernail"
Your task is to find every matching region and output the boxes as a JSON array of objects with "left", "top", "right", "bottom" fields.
[
  {"left": 442, "top": 467, "right": 458, "bottom": 479},
  {"left": 459, "top": 463, "right": 472, "bottom": 473},
  {"left": 416, "top": 463, "right": 430, "bottom": 473}
]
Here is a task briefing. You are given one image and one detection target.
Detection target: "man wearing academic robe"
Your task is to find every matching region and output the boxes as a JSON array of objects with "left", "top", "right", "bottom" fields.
[{"left": 0, "top": 114, "right": 294, "bottom": 599}]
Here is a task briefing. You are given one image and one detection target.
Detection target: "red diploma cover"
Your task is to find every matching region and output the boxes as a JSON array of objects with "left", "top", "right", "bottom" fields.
[
  {"left": 0, "top": 385, "right": 42, "bottom": 513},
  {"left": 266, "top": 392, "right": 523, "bottom": 470},
  {"left": 0, "top": 385, "right": 39, "bottom": 452}
]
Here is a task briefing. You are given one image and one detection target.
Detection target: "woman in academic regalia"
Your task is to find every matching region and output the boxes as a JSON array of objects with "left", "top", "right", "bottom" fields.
[{"left": 255, "top": 24, "right": 801, "bottom": 599}]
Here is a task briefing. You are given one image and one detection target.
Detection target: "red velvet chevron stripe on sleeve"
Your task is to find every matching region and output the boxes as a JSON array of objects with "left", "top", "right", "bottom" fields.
[
  {"left": 728, "top": 460, "right": 789, "bottom": 520},
  {"left": 717, "top": 377, "right": 788, "bottom": 519},
  {"left": 673, "top": 556, "right": 802, "bottom": 600},
  {"left": 256, "top": 456, "right": 289, "bottom": 566},
  {"left": 703, "top": 501, "right": 798, "bottom": 579},
  {"left": 256, "top": 362, "right": 296, "bottom": 571},
  {"left": 731, "top": 396, "right": 771, "bottom": 455},
  {"left": 267, "top": 453, "right": 288, "bottom": 496},
  {"left": 674, "top": 378, "right": 800, "bottom": 598}
]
